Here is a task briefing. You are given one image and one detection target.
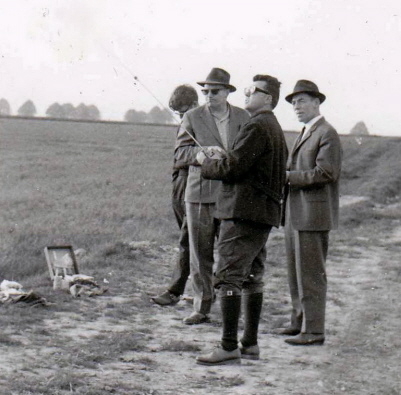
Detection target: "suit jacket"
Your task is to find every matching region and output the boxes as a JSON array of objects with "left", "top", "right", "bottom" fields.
[
  {"left": 201, "top": 109, "right": 288, "bottom": 227},
  {"left": 175, "top": 103, "right": 249, "bottom": 203},
  {"left": 286, "top": 117, "right": 342, "bottom": 231}
]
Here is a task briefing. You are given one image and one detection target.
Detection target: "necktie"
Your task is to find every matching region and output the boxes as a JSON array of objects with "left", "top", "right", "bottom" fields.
[
  {"left": 296, "top": 127, "right": 305, "bottom": 145},
  {"left": 300, "top": 126, "right": 306, "bottom": 140}
]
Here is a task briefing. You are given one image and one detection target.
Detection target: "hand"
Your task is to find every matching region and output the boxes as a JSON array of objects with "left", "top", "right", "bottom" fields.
[
  {"left": 205, "top": 146, "right": 226, "bottom": 159},
  {"left": 196, "top": 150, "right": 207, "bottom": 165}
]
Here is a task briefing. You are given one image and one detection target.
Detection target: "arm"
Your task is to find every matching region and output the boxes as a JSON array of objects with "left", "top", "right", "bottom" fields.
[
  {"left": 288, "top": 128, "right": 342, "bottom": 188},
  {"left": 201, "top": 122, "right": 266, "bottom": 182},
  {"left": 174, "top": 113, "right": 202, "bottom": 166}
]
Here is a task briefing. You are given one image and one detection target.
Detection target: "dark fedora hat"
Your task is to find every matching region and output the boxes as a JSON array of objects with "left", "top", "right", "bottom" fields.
[
  {"left": 197, "top": 68, "right": 236, "bottom": 92},
  {"left": 285, "top": 80, "right": 326, "bottom": 103}
]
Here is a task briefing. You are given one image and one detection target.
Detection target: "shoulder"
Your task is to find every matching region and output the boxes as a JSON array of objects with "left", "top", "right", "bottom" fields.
[
  {"left": 316, "top": 117, "right": 338, "bottom": 135},
  {"left": 185, "top": 104, "right": 207, "bottom": 118},
  {"left": 252, "top": 111, "right": 283, "bottom": 132},
  {"left": 314, "top": 118, "right": 341, "bottom": 147},
  {"left": 229, "top": 104, "right": 250, "bottom": 120}
]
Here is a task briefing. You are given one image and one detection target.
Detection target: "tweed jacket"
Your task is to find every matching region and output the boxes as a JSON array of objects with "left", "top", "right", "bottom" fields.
[
  {"left": 286, "top": 117, "right": 342, "bottom": 231},
  {"left": 175, "top": 103, "right": 249, "bottom": 203},
  {"left": 201, "top": 109, "right": 288, "bottom": 227}
]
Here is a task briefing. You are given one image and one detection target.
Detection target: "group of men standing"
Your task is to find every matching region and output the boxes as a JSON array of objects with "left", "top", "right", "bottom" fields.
[{"left": 152, "top": 68, "right": 342, "bottom": 365}]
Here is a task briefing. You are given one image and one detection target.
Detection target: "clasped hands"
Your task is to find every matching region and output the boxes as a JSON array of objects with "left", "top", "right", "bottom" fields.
[{"left": 196, "top": 146, "right": 226, "bottom": 165}]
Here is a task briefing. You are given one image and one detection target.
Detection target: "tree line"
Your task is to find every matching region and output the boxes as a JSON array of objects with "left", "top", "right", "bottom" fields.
[{"left": 0, "top": 98, "right": 174, "bottom": 124}]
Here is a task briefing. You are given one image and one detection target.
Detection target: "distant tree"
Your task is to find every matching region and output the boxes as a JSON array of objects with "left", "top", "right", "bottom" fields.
[
  {"left": 0, "top": 98, "right": 11, "bottom": 115},
  {"left": 148, "top": 106, "right": 172, "bottom": 124},
  {"left": 18, "top": 100, "right": 37, "bottom": 117},
  {"left": 87, "top": 104, "right": 101, "bottom": 121},
  {"left": 46, "top": 102, "right": 65, "bottom": 119},
  {"left": 350, "top": 121, "right": 369, "bottom": 135},
  {"left": 62, "top": 103, "right": 75, "bottom": 119},
  {"left": 124, "top": 109, "right": 148, "bottom": 123},
  {"left": 72, "top": 103, "right": 89, "bottom": 120}
]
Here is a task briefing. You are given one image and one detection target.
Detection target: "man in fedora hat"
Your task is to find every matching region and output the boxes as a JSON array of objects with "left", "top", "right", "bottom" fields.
[
  {"left": 175, "top": 68, "right": 249, "bottom": 325},
  {"left": 280, "top": 79, "right": 342, "bottom": 345}
]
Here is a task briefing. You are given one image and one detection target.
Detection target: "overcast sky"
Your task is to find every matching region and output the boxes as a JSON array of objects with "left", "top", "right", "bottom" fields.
[{"left": 1, "top": 0, "right": 400, "bottom": 135}]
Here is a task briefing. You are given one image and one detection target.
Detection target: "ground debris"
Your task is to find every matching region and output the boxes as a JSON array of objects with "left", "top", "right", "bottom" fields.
[{"left": 0, "top": 279, "right": 49, "bottom": 306}]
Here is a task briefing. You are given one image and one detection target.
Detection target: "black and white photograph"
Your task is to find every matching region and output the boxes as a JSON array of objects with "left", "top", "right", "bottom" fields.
[{"left": 0, "top": 1, "right": 400, "bottom": 394}]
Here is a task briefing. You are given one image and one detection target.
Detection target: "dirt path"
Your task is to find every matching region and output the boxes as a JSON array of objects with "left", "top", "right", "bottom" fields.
[{"left": 1, "top": 223, "right": 400, "bottom": 394}]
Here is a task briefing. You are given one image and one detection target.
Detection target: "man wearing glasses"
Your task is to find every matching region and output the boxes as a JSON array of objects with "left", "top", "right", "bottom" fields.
[
  {"left": 175, "top": 68, "right": 249, "bottom": 325},
  {"left": 195, "top": 75, "right": 288, "bottom": 365}
]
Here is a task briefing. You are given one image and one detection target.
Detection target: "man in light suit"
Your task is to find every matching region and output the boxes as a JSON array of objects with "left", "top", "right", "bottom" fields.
[
  {"left": 282, "top": 80, "right": 342, "bottom": 345},
  {"left": 175, "top": 68, "right": 249, "bottom": 325}
]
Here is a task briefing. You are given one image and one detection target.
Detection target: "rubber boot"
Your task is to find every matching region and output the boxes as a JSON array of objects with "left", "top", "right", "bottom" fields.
[
  {"left": 240, "top": 293, "right": 263, "bottom": 348},
  {"left": 220, "top": 295, "right": 242, "bottom": 351}
]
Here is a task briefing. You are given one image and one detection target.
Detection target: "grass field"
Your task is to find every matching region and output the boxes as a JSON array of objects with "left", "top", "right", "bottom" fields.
[
  {"left": 1, "top": 117, "right": 179, "bottom": 280},
  {"left": 0, "top": 117, "right": 400, "bottom": 394},
  {"left": 1, "top": 117, "right": 400, "bottom": 280}
]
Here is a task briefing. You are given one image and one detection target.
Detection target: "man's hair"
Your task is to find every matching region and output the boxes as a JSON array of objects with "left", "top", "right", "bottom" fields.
[
  {"left": 253, "top": 75, "right": 281, "bottom": 109},
  {"left": 169, "top": 84, "right": 198, "bottom": 112}
]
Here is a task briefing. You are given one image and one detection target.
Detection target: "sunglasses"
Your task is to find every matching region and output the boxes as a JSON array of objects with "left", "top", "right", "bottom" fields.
[
  {"left": 244, "top": 85, "right": 271, "bottom": 97},
  {"left": 201, "top": 88, "right": 223, "bottom": 96}
]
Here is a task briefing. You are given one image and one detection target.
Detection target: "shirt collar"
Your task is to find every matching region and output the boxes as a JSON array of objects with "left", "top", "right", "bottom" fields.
[{"left": 304, "top": 115, "right": 323, "bottom": 132}]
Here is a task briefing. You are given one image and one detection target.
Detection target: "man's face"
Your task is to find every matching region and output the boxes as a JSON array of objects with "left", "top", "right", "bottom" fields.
[
  {"left": 291, "top": 93, "right": 320, "bottom": 123},
  {"left": 202, "top": 84, "right": 229, "bottom": 108},
  {"left": 244, "top": 80, "right": 270, "bottom": 114}
]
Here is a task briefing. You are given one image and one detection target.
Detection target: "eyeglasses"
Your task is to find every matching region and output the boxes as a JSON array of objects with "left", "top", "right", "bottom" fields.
[
  {"left": 201, "top": 88, "right": 223, "bottom": 96},
  {"left": 244, "top": 85, "right": 271, "bottom": 97}
]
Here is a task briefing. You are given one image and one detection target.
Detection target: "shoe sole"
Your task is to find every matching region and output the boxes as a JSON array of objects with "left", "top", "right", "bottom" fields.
[
  {"left": 240, "top": 354, "right": 260, "bottom": 360},
  {"left": 151, "top": 299, "right": 179, "bottom": 306},
  {"left": 183, "top": 317, "right": 210, "bottom": 325},
  {"left": 196, "top": 358, "right": 241, "bottom": 366},
  {"left": 285, "top": 340, "right": 325, "bottom": 346}
]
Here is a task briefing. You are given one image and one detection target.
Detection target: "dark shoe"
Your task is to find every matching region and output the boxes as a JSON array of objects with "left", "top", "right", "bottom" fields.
[
  {"left": 285, "top": 333, "right": 325, "bottom": 346},
  {"left": 277, "top": 327, "right": 301, "bottom": 336},
  {"left": 183, "top": 312, "right": 209, "bottom": 325},
  {"left": 196, "top": 347, "right": 241, "bottom": 366},
  {"left": 239, "top": 343, "right": 260, "bottom": 360},
  {"left": 151, "top": 291, "right": 180, "bottom": 306}
]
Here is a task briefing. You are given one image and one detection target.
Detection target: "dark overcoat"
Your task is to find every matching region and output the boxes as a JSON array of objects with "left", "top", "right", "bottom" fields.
[{"left": 201, "top": 109, "right": 288, "bottom": 227}]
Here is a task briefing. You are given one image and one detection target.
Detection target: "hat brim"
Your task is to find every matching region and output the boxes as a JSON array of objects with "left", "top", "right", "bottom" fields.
[
  {"left": 197, "top": 81, "right": 236, "bottom": 92},
  {"left": 285, "top": 91, "right": 326, "bottom": 104}
]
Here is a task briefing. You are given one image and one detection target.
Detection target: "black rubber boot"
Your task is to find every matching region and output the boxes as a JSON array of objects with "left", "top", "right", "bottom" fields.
[
  {"left": 240, "top": 293, "right": 263, "bottom": 347},
  {"left": 220, "top": 295, "right": 242, "bottom": 352}
]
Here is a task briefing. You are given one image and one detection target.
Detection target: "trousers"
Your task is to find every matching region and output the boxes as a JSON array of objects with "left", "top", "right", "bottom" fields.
[
  {"left": 186, "top": 202, "right": 219, "bottom": 315},
  {"left": 167, "top": 172, "right": 190, "bottom": 296},
  {"left": 285, "top": 218, "right": 329, "bottom": 334},
  {"left": 214, "top": 219, "right": 271, "bottom": 297}
]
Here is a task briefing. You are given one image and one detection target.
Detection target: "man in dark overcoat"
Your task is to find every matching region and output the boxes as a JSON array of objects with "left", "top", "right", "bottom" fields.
[{"left": 195, "top": 74, "right": 288, "bottom": 365}]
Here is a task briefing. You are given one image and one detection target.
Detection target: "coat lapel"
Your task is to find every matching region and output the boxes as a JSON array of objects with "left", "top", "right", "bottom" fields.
[
  {"left": 227, "top": 105, "right": 241, "bottom": 149},
  {"left": 199, "top": 106, "right": 223, "bottom": 147},
  {"left": 291, "top": 117, "right": 326, "bottom": 154}
]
